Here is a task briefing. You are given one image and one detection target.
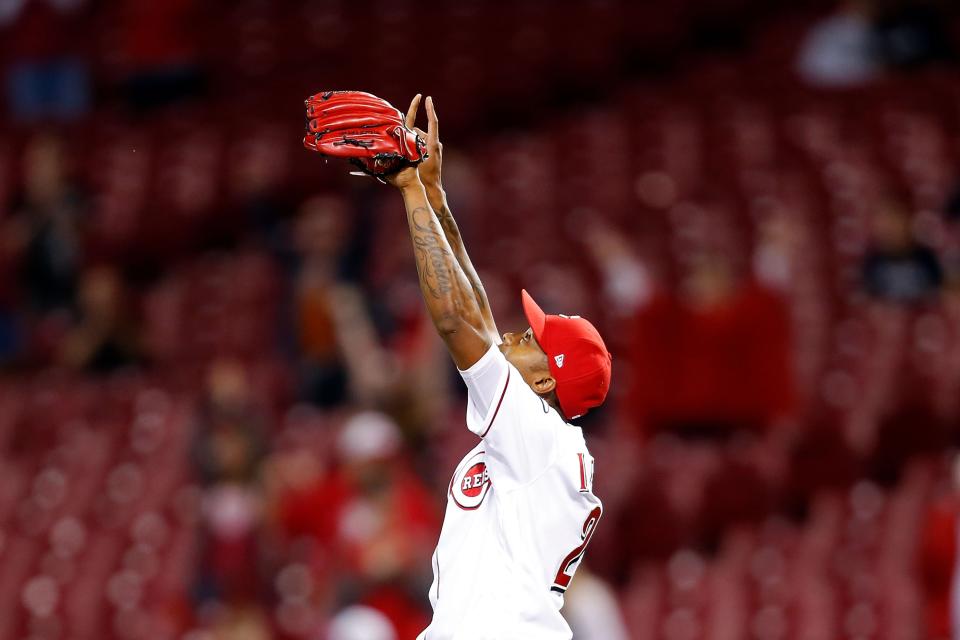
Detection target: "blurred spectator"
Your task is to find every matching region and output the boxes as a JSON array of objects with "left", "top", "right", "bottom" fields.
[
  {"left": 6, "top": 134, "right": 87, "bottom": 314},
  {"left": 192, "top": 603, "right": 272, "bottom": 640},
  {"left": 112, "top": 0, "right": 206, "bottom": 111},
  {"left": 862, "top": 198, "right": 943, "bottom": 304},
  {"left": 290, "top": 196, "right": 392, "bottom": 407},
  {"left": 796, "top": 0, "right": 882, "bottom": 87},
  {"left": 918, "top": 453, "right": 960, "bottom": 640},
  {"left": 273, "top": 411, "right": 436, "bottom": 637},
  {"left": 59, "top": 265, "right": 143, "bottom": 372},
  {"left": 333, "top": 412, "right": 434, "bottom": 578},
  {"left": 192, "top": 359, "right": 269, "bottom": 606},
  {"left": 1, "top": 0, "right": 91, "bottom": 122},
  {"left": 563, "top": 568, "right": 631, "bottom": 640},
  {"left": 873, "top": 0, "right": 956, "bottom": 69},
  {"left": 797, "top": 0, "right": 956, "bottom": 87},
  {"left": 290, "top": 196, "right": 351, "bottom": 407},
  {"left": 226, "top": 132, "right": 294, "bottom": 249},
  {"left": 583, "top": 222, "right": 654, "bottom": 316},
  {"left": 624, "top": 249, "right": 794, "bottom": 439},
  {"left": 193, "top": 358, "right": 268, "bottom": 485},
  {"left": 328, "top": 605, "right": 397, "bottom": 640},
  {"left": 753, "top": 214, "right": 802, "bottom": 293}
]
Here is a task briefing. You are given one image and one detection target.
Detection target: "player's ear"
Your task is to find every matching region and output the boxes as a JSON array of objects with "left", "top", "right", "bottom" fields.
[{"left": 532, "top": 374, "right": 556, "bottom": 396}]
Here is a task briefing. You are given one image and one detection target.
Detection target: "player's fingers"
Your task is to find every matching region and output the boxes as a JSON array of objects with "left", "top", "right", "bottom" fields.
[
  {"left": 416, "top": 127, "right": 439, "bottom": 155},
  {"left": 426, "top": 96, "right": 439, "bottom": 144},
  {"left": 405, "top": 94, "right": 422, "bottom": 129}
]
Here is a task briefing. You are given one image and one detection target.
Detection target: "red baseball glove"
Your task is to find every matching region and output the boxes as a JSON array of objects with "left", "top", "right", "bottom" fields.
[{"left": 303, "top": 90, "right": 427, "bottom": 179}]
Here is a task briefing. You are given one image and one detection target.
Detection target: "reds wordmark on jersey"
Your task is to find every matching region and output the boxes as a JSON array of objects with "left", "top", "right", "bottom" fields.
[{"left": 417, "top": 346, "right": 602, "bottom": 640}]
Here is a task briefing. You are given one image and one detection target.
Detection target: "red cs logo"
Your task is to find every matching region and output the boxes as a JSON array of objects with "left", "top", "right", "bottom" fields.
[{"left": 449, "top": 451, "right": 492, "bottom": 510}]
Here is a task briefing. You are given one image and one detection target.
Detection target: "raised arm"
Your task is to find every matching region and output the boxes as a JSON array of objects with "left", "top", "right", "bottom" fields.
[
  {"left": 388, "top": 165, "right": 491, "bottom": 370},
  {"left": 404, "top": 95, "right": 500, "bottom": 342}
]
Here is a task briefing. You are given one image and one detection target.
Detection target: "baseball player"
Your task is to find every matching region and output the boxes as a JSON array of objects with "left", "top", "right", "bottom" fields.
[{"left": 385, "top": 95, "right": 613, "bottom": 639}]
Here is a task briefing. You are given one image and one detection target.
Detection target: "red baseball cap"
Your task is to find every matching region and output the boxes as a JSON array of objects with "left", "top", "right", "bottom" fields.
[{"left": 521, "top": 289, "right": 612, "bottom": 420}]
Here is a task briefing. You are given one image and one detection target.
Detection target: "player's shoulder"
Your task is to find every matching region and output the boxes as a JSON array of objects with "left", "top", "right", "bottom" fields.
[{"left": 556, "top": 421, "right": 590, "bottom": 454}]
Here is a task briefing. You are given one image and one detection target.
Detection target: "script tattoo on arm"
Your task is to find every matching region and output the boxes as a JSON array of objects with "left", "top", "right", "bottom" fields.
[
  {"left": 397, "top": 180, "right": 490, "bottom": 369},
  {"left": 411, "top": 206, "right": 455, "bottom": 299}
]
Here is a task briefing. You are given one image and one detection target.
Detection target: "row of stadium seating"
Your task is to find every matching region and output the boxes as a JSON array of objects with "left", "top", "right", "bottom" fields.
[
  {"left": 0, "top": 379, "right": 195, "bottom": 639},
  {"left": 618, "top": 462, "right": 933, "bottom": 639}
]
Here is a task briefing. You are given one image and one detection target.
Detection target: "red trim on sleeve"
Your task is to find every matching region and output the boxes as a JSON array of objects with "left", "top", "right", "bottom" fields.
[{"left": 479, "top": 368, "right": 510, "bottom": 438}]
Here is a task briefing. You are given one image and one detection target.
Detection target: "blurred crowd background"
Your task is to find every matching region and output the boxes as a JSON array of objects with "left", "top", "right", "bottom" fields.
[{"left": 1, "top": 0, "right": 960, "bottom": 639}]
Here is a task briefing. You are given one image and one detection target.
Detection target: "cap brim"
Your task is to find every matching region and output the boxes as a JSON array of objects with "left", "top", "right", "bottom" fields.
[{"left": 521, "top": 289, "right": 547, "bottom": 344}]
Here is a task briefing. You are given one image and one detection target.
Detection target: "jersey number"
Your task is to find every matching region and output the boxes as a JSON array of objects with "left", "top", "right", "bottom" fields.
[{"left": 551, "top": 506, "right": 602, "bottom": 593}]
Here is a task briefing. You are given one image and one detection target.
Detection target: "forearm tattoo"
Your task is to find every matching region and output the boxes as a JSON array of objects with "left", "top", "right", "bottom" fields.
[
  {"left": 411, "top": 206, "right": 455, "bottom": 299},
  {"left": 436, "top": 203, "right": 456, "bottom": 231},
  {"left": 435, "top": 204, "right": 490, "bottom": 315}
]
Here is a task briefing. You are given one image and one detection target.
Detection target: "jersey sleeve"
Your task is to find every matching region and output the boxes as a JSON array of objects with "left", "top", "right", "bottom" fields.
[{"left": 458, "top": 345, "right": 558, "bottom": 488}]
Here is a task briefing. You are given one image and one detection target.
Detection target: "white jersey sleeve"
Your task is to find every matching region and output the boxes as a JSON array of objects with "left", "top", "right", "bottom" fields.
[{"left": 458, "top": 345, "right": 557, "bottom": 489}]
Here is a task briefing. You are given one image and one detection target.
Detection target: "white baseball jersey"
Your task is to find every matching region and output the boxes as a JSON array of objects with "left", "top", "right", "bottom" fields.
[{"left": 417, "top": 345, "right": 603, "bottom": 640}]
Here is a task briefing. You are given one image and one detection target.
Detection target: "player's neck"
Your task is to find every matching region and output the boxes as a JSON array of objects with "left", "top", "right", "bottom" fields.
[{"left": 545, "top": 393, "right": 567, "bottom": 422}]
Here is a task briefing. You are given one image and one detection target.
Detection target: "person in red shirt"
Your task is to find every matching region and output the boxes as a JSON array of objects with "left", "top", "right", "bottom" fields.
[
  {"left": 625, "top": 249, "right": 794, "bottom": 440},
  {"left": 274, "top": 411, "right": 438, "bottom": 638},
  {"left": 110, "top": 0, "right": 206, "bottom": 110},
  {"left": 919, "top": 454, "right": 960, "bottom": 640}
]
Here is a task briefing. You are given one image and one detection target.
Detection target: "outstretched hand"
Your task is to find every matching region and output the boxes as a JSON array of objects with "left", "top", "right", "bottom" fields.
[{"left": 404, "top": 94, "right": 443, "bottom": 191}]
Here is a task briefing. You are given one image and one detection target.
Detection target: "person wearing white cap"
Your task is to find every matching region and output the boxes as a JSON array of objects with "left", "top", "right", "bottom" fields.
[
  {"left": 336, "top": 411, "right": 403, "bottom": 464},
  {"left": 327, "top": 605, "right": 397, "bottom": 640}
]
